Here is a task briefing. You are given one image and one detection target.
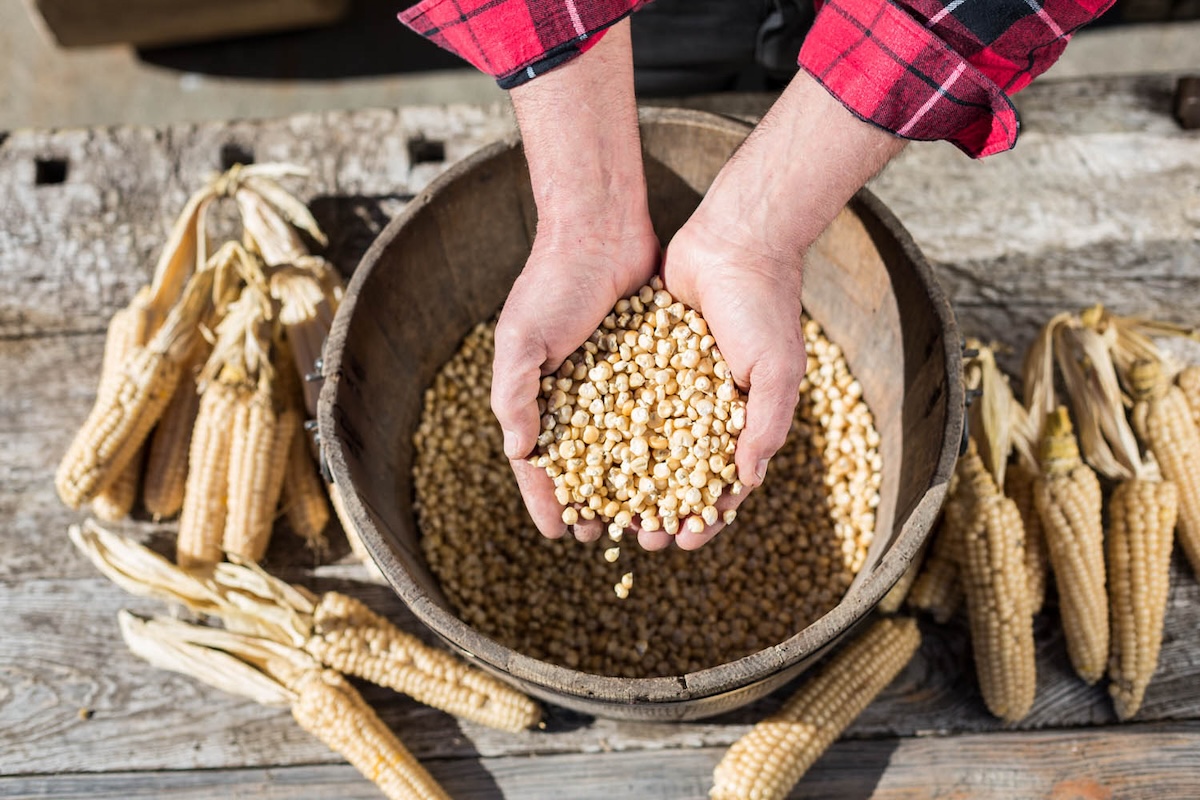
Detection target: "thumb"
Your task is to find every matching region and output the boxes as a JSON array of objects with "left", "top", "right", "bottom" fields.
[
  {"left": 491, "top": 321, "right": 548, "bottom": 460},
  {"left": 733, "top": 354, "right": 806, "bottom": 489}
]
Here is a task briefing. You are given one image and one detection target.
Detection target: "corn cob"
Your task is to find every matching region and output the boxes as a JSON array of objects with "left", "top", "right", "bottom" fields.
[
  {"left": 223, "top": 377, "right": 295, "bottom": 563},
  {"left": 878, "top": 542, "right": 925, "bottom": 615},
  {"left": 1034, "top": 407, "right": 1108, "bottom": 685},
  {"left": 176, "top": 381, "right": 240, "bottom": 567},
  {"left": 1129, "top": 359, "right": 1200, "bottom": 576},
  {"left": 55, "top": 270, "right": 212, "bottom": 509},
  {"left": 118, "top": 612, "right": 451, "bottom": 800},
  {"left": 91, "top": 303, "right": 151, "bottom": 520},
  {"left": 92, "top": 450, "right": 143, "bottom": 522},
  {"left": 1005, "top": 462, "right": 1049, "bottom": 615},
  {"left": 1179, "top": 366, "right": 1200, "bottom": 429},
  {"left": 292, "top": 668, "right": 451, "bottom": 800},
  {"left": 55, "top": 346, "right": 182, "bottom": 509},
  {"left": 305, "top": 592, "right": 541, "bottom": 733},
  {"left": 1107, "top": 477, "right": 1178, "bottom": 720},
  {"left": 141, "top": 344, "right": 206, "bottom": 520},
  {"left": 281, "top": 415, "right": 331, "bottom": 554},
  {"left": 71, "top": 522, "right": 543, "bottom": 733},
  {"left": 710, "top": 616, "right": 920, "bottom": 800},
  {"left": 906, "top": 512, "right": 962, "bottom": 624},
  {"left": 330, "top": 480, "right": 388, "bottom": 583},
  {"left": 954, "top": 441, "right": 1037, "bottom": 722}
]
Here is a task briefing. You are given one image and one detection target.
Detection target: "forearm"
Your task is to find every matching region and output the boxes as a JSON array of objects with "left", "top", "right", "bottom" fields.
[
  {"left": 509, "top": 19, "right": 649, "bottom": 243},
  {"left": 690, "top": 71, "right": 905, "bottom": 266}
]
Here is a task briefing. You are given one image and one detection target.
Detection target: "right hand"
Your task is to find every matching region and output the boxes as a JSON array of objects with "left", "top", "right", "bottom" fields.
[
  {"left": 492, "top": 223, "right": 660, "bottom": 543},
  {"left": 496, "top": 18, "right": 657, "bottom": 543}
]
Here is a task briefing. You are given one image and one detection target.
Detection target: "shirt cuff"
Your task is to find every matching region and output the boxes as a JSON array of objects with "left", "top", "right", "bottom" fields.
[
  {"left": 799, "top": 0, "right": 1019, "bottom": 157},
  {"left": 399, "top": 0, "right": 644, "bottom": 90}
]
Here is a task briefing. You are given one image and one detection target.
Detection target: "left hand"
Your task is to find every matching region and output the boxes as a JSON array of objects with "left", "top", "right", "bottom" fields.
[
  {"left": 646, "top": 70, "right": 906, "bottom": 550},
  {"left": 652, "top": 213, "right": 808, "bottom": 551}
]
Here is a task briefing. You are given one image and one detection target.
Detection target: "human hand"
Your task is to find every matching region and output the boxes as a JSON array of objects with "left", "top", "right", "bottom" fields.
[
  {"left": 655, "top": 219, "right": 807, "bottom": 551},
  {"left": 492, "top": 19, "right": 660, "bottom": 543},
  {"left": 492, "top": 224, "right": 659, "bottom": 543},
  {"left": 652, "top": 71, "right": 906, "bottom": 551}
]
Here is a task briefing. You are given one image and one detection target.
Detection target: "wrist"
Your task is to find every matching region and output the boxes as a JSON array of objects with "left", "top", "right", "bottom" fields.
[
  {"left": 509, "top": 19, "right": 649, "bottom": 239},
  {"left": 693, "top": 71, "right": 906, "bottom": 259}
]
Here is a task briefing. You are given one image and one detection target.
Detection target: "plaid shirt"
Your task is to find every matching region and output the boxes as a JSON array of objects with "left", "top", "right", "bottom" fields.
[{"left": 398, "top": 0, "right": 1113, "bottom": 156}]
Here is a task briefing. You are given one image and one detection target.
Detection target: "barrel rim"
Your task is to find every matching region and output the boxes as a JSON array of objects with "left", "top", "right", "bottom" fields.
[{"left": 319, "top": 106, "right": 962, "bottom": 707}]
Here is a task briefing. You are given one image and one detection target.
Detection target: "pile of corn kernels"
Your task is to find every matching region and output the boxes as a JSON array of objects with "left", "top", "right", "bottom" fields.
[
  {"left": 532, "top": 279, "right": 745, "bottom": 538},
  {"left": 413, "top": 316, "right": 882, "bottom": 678}
]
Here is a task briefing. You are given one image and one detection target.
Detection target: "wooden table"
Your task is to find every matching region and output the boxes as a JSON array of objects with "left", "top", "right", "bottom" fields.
[{"left": 2, "top": 73, "right": 1199, "bottom": 799}]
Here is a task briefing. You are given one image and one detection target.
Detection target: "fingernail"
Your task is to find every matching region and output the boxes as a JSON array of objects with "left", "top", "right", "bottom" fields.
[
  {"left": 755, "top": 458, "right": 769, "bottom": 484},
  {"left": 503, "top": 429, "right": 521, "bottom": 459}
]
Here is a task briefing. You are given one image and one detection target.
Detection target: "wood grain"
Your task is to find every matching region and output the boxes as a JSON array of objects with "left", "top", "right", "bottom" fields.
[
  {"left": 3, "top": 73, "right": 1200, "bottom": 793},
  {"left": 4, "top": 723, "right": 1200, "bottom": 799},
  {"left": 5, "top": 567, "right": 1200, "bottom": 774}
]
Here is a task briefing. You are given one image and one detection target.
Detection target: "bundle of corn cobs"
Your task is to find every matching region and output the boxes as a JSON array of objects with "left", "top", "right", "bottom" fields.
[
  {"left": 55, "top": 163, "right": 336, "bottom": 567},
  {"left": 905, "top": 309, "right": 1200, "bottom": 725}
]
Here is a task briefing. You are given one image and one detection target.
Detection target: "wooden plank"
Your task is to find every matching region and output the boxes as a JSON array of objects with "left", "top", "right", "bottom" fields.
[
  {"left": 29, "top": 0, "right": 350, "bottom": 49},
  {"left": 5, "top": 723, "right": 1200, "bottom": 798},
  {"left": 6, "top": 569, "right": 1200, "bottom": 774},
  {"left": 0, "top": 105, "right": 515, "bottom": 339},
  {"left": 4, "top": 74, "right": 1200, "bottom": 785},
  {"left": 3, "top": 75, "right": 1197, "bottom": 345}
]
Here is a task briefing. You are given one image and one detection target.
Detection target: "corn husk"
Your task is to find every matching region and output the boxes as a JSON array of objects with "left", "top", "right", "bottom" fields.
[
  {"left": 118, "top": 610, "right": 298, "bottom": 707},
  {"left": 1054, "top": 323, "right": 1145, "bottom": 481}
]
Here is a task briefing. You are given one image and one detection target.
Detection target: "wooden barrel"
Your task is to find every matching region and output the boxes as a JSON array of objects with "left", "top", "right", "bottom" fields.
[{"left": 318, "top": 108, "right": 963, "bottom": 721}]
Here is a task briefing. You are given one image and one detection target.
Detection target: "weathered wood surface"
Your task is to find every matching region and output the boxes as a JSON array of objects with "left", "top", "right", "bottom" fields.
[
  {"left": 7, "top": 564, "right": 1200, "bottom": 776},
  {"left": 5, "top": 722, "right": 1200, "bottom": 799},
  {"left": 2, "top": 73, "right": 1200, "bottom": 795}
]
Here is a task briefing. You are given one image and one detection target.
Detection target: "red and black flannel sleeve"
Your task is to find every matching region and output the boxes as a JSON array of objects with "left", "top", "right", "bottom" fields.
[
  {"left": 800, "top": 0, "right": 1116, "bottom": 156},
  {"left": 398, "top": 0, "right": 646, "bottom": 89},
  {"left": 399, "top": 0, "right": 1115, "bottom": 157}
]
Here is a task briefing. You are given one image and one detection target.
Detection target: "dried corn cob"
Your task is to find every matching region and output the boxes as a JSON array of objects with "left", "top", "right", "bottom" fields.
[
  {"left": 55, "top": 346, "right": 182, "bottom": 509},
  {"left": 1005, "top": 462, "right": 1049, "bottom": 615},
  {"left": 92, "top": 450, "right": 143, "bottom": 522},
  {"left": 878, "top": 542, "right": 926, "bottom": 615},
  {"left": 906, "top": 506, "right": 962, "bottom": 624},
  {"left": 1129, "top": 359, "right": 1200, "bottom": 576},
  {"left": 176, "top": 381, "right": 240, "bottom": 567},
  {"left": 281, "top": 415, "right": 330, "bottom": 554},
  {"left": 56, "top": 269, "right": 212, "bottom": 508},
  {"left": 118, "top": 612, "right": 450, "bottom": 800},
  {"left": 330, "top": 481, "right": 388, "bottom": 583},
  {"left": 1107, "top": 477, "right": 1178, "bottom": 720},
  {"left": 223, "top": 377, "right": 295, "bottom": 563},
  {"left": 71, "top": 522, "right": 542, "bottom": 732},
  {"left": 1179, "top": 366, "right": 1200, "bottom": 429},
  {"left": 305, "top": 591, "right": 541, "bottom": 733},
  {"left": 1034, "top": 407, "right": 1108, "bottom": 685},
  {"left": 91, "top": 303, "right": 151, "bottom": 521},
  {"left": 709, "top": 616, "right": 920, "bottom": 800},
  {"left": 293, "top": 668, "right": 450, "bottom": 800},
  {"left": 141, "top": 344, "right": 206, "bottom": 520},
  {"left": 955, "top": 441, "right": 1037, "bottom": 722}
]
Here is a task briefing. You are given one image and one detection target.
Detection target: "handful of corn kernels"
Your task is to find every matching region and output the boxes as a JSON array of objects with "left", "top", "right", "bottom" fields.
[{"left": 532, "top": 277, "right": 746, "bottom": 540}]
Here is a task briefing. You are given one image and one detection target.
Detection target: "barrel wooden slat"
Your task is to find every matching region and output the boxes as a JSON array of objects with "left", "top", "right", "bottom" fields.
[{"left": 319, "top": 108, "right": 962, "bottom": 720}]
